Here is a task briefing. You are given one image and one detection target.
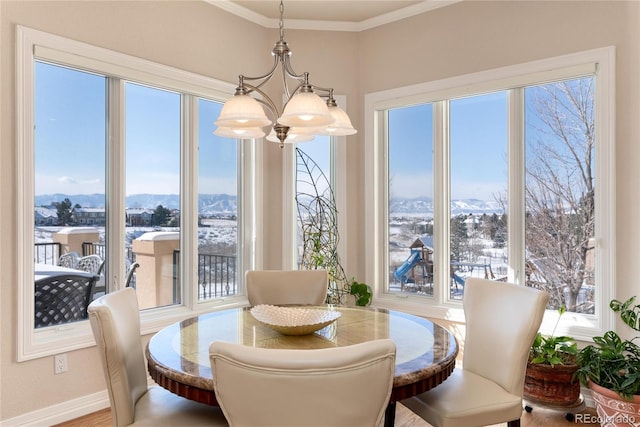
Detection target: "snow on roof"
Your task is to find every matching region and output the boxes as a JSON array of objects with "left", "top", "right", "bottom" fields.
[
  {"left": 410, "top": 235, "right": 434, "bottom": 250},
  {"left": 34, "top": 207, "right": 56, "bottom": 218}
]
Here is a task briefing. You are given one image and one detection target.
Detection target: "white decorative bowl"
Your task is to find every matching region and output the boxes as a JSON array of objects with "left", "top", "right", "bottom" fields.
[{"left": 250, "top": 305, "right": 341, "bottom": 336}]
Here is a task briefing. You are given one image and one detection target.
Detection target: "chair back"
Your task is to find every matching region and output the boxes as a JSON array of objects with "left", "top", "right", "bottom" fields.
[
  {"left": 57, "top": 252, "right": 80, "bottom": 269},
  {"left": 125, "top": 262, "right": 140, "bottom": 288},
  {"left": 462, "top": 278, "right": 549, "bottom": 396},
  {"left": 246, "top": 269, "right": 328, "bottom": 306},
  {"left": 210, "top": 339, "right": 395, "bottom": 427},
  {"left": 77, "top": 254, "right": 103, "bottom": 274},
  {"left": 34, "top": 274, "right": 97, "bottom": 328},
  {"left": 88, "top": 288, "right": 148, "bottom": 427}
]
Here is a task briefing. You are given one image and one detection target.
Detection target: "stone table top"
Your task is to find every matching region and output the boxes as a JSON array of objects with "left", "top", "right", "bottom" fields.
[{"left": 146, "top": 305, "right": 458, "bottom": 406}]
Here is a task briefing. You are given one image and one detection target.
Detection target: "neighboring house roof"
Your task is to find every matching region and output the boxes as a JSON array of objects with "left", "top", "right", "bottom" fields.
[
  {"left": 410, "top": 235, "right": 434, "bottom": 252},
  {"left": 75, "top": 207, "right": 105, "bottom": 214},
  {"left": 34, "top": 206, "right": 57, "bottom": 219}
]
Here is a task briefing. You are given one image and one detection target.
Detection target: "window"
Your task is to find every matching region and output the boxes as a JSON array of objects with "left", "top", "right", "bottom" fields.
[
  {"left": 18, "top": 26, "right": 256, "bottom": 360},
  {"left": 524, "top": 79, "right": 595, "bottom": 314},
  {"left": 365, "top": 47, "right": 614, "bottom": 339},
  {"left": 197, "top": 98, "right": 240, "bottom": 300}
]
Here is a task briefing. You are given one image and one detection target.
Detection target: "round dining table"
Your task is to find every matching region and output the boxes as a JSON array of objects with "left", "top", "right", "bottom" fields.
[{"left": 146, "top": 305, "right": 458, "bottom": 427}]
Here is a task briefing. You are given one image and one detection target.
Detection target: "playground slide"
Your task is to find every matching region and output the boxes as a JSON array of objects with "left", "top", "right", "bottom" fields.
[
  {"left": 452, "top": 272, "right": 465, "bottom": 287},
  {"left": 394, "top": 251, "right": 420, "bottom": 281}
]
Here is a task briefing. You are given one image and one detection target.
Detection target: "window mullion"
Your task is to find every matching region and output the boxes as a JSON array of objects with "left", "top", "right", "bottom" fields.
[
  {"left": 507, "top": 88, "right": 526, "bottom": 284},
  {"left": 106, "top": 77, "right": 126, "bottom": 290},
  {"left": 433, "top": 100, "right": 450, "bottom": 304},
  {"left": 181, "top": 95, "right": 198, "bottom": 308}
]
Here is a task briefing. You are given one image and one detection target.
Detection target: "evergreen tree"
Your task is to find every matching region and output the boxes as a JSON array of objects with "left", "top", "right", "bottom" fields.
[
  {"left": 55, "top": 198, "right": 74, "bottom": 226},
  {"left": 152, "top": 205, "right": 171, "bottom": 226}
]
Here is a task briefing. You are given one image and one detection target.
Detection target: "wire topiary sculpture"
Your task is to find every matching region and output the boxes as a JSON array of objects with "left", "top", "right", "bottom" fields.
[{"left": 295, "top": 147, "right": 351, "bottom": 305}]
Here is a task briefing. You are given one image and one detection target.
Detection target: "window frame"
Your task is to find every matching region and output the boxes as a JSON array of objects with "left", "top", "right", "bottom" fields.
[
  {"left": 17, "top": 25, "right": 258, "bottom": 361},
  {"left": 364, "top": 47, "right": 615, "bottom": 341}
]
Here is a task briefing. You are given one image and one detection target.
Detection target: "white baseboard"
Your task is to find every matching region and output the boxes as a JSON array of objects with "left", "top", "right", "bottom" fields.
[{"left": 0, "top": 390, "right": 110, "bottom": 427}]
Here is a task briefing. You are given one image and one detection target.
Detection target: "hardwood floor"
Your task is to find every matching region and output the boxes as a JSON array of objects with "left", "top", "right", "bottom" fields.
[{"left": 55, "top": 402, "right": 598, "bottom": 427}]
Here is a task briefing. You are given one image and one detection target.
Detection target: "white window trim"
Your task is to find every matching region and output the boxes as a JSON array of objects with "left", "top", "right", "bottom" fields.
[
  {"left": 16, "top": 25, "right": 257, "bottom": 361},
  {"left": 364, "top": 47, "right": 615, "bottom": 341}
]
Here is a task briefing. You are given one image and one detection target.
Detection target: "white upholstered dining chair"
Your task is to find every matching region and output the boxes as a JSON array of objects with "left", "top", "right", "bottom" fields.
[
  {"left": 401, "top": 277, "right": 549, "bottom": 427},
  {"left": 245, "top": 269, "right": 328, "bottom": 306},
  {"left": 88, "top": 288, "right": 227, "bottom": 427},
  {"left": 209, "top": 339, "right": 396, "bottom": 427}
]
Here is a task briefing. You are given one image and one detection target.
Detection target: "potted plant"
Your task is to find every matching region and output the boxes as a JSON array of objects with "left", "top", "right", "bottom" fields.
[
  {"left": 349, "top": 279, "right": 372, "bottom": 307},
  {"left": 575, "top": 296, "right": 640, "bottom": 424},
  {"left": 524, "top": 306, "right": 581, "bottom": 407}
]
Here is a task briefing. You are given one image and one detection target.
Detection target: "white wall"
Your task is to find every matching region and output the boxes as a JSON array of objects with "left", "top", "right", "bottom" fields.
[{"left": 1, "top": 0, "right": 638, "bottom": 423}]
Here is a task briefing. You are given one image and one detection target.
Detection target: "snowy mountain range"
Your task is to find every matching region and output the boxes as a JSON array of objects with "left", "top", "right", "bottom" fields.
[
  {"left": 35, "top": 194, "right": 504, "bottom": 216},
  {"left": 389, "top": 197, "right": 504, "bottom": 216},
  {"left": 34, "top": 193, "right": 237, "bottom": 215}
]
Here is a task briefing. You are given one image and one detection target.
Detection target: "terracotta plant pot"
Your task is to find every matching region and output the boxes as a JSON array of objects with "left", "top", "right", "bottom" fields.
[
  {"left": 589, "top": 380, "right": 640, "bottom": 427},
  {"left": 523, "top": 362, "right": 581, "bottom": 406}
]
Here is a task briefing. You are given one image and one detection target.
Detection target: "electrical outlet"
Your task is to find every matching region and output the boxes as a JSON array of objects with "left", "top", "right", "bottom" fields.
[{"left": 54, "top": 353, "right": 67, "bottom": 374}]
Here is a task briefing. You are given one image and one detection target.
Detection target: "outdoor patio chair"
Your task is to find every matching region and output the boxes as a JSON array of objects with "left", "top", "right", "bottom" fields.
[
  {"left": 125, "top": 262, "right": 140, "bottom": 288},
  {"left": 77, "top": 254, "right": 102, "bottom": 275},
  {"left": 34, "top": 274, "right": 98, "bottom": 328},
  {"left": 57, "top": 252, "right": 80, "bottom": 269}
]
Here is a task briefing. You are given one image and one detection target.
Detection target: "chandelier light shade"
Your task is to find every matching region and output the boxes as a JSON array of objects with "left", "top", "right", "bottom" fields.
[
  {"left": 214, "top": 94, "right": 271, "bottom": 128},
  {"left": 214, "top": 0, "right": 356, "bottom": 148},
  {"left": 322, "top": 103, "right": 358, "bottom": 136},
  {"left": 214, "top": 126, "right": 266, "bottom": 139},
  {"left": 278, "top": 91, "right": 335, "bottom": 128}
]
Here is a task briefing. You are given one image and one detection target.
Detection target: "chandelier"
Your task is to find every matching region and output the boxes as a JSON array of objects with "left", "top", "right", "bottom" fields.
[{"left": 214, "top": 1, "right": 357, "bottom": 148}]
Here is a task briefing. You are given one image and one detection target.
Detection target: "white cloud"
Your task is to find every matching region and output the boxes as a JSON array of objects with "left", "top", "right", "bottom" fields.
[{"left": 36, "top": 174, "right": 104, "bottom": 194}]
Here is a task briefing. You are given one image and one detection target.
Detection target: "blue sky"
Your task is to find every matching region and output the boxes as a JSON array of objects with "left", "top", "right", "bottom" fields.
[
  {"left": 388, "top": 92, "right": 508, "bottom": 200},
  {"left": 35, "top": 61, "right": 237, "bottom": 197},
  {"left": 35, "top": 62, "right": 106, "bottom": 195}
]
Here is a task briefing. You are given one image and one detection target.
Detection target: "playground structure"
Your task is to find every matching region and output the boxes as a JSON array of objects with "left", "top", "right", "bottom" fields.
[
  {"left": 393, "top": 235, "right": 495, "bottom": 296},
  {"left": 394, "top": 236, "right": 434, "bottom": 292}
]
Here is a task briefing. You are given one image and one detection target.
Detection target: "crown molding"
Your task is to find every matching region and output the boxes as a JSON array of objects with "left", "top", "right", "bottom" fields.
[{"left": 205, "top": 0, "right": 461, "bottom": 32}]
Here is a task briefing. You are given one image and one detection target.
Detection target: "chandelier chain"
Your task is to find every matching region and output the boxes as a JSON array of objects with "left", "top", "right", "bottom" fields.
[{"left": 279, "top": 0, "right": 285, "bottom": 41}]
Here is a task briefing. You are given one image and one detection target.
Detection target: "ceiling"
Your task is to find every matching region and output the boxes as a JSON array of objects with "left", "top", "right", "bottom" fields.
[{"left": 206, "top": 0, "right": 460, "bottom": 31}]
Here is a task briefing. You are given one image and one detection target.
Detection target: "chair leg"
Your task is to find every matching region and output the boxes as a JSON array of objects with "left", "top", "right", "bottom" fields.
[
  {"left": 384, "top": 401, "right": 396, "bottom": 427},
  {"left": 507, "top": 420, "right": 521, "bottom": 427}
]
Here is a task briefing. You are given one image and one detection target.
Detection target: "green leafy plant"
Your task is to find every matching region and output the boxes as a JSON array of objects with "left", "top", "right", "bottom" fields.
[
  {"left": 350, "top": 279, "right": 372, "bottom": 307},
  {"left": 575, "top": 296, "right": 640, "bottom": 400},
  {"left": 529, "top": 306, "right": 578, "bottom": 366}
]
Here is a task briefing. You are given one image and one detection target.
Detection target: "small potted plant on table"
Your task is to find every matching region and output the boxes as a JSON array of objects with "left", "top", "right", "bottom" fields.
[{"left": 575, "top": 296, "right": 640, "bottom": 426}]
